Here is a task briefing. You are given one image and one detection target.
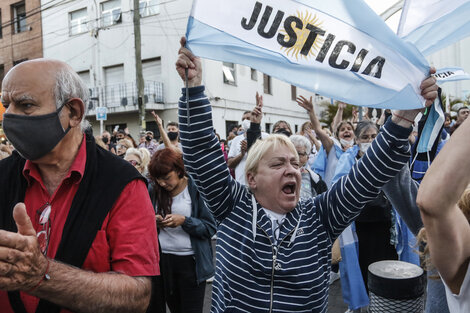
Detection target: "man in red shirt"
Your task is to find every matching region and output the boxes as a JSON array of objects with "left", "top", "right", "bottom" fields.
[{"left": 0, "top": 59, "right": 159, "bottom": 313}]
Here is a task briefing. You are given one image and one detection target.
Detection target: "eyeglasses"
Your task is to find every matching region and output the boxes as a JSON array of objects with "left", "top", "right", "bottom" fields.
[
  {"left": 36, "top": 203, "right": 52, "bottom": 256},
  {"left": 128, "top": 159, "right": 140, "bottom": 166}
]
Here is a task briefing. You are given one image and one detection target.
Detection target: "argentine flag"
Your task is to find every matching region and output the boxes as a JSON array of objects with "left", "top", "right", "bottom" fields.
[
  {"left": 186, "top": 0, "right": 430, "bottom": 109},
  {"left": 399, "top": 0, "right": 470, "bottom": 56},
  {"left": 434, "top": 67, "right": 470, "bottom": 85}
]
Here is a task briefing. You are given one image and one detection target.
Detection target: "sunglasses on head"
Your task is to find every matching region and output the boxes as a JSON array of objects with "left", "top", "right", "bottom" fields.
[{"left": 128, "top": 159, "right": 140, "bottom": 166}]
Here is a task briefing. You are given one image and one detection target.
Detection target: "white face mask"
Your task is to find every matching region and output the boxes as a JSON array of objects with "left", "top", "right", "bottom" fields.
[
  {"left": 359, "top": 142, "right": 372, "bottom": 154},
  {"left": 340, "top": 138, "right": 354, "bottom": 148},
  {"left": 241, "top": 119, "right": 251, "bottom": 132}
]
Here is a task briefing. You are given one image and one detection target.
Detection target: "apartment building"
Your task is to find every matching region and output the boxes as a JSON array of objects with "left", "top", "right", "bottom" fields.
[{"left": 40, "top": 0, "right": 318, "bottom": 139}]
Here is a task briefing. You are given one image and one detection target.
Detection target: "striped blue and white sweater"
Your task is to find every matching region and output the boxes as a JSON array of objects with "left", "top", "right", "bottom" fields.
[{"left": 178, "top": 86, "right": 412, "bottom": 313}]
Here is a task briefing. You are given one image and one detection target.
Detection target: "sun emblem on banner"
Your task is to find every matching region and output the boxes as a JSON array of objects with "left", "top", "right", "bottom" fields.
[{"left": 280, "top": 11, "right": 324, "bottom": 60}]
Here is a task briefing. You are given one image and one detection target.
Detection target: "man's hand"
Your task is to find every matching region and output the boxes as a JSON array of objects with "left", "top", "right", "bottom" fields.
[
  {"left": 392, "top": 67, "right": 438, "bottom": 127},
  {"left": 240, "top": 140, "right": 247, "bottom": 155},
  {"left": 296, "top": 96, "right": 314, "bottom": 113},
  {"left": 0, "top": 203, "right": 48, "bottom": 291},
  {"left": 251, "top": 92, "right": 263, "bottom": 124},
  {"left": 160, "top": 214, "right": 186, "bottom": 228},
  {"left": 176, "top": 37, "right": 202, "bottom": 88},
  {"left": 151, "top": 111, "right": 163, "bottom": 127}
]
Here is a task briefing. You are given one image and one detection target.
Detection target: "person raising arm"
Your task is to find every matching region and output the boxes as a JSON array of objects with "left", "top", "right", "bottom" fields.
[{"left": 417, "top": 116, "right": 470, "bottom": 301}]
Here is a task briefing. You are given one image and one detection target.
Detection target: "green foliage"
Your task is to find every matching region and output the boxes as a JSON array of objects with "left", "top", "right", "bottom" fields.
[
  {"left": 439, "top": 92, "right": 466, "bottom": 107},
  {"left": 318, "top": 101, "right": 354, "bottom": 128}
]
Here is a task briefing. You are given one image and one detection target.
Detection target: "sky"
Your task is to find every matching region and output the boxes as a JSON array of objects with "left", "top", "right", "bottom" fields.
[{"left": 363, "top": 0, "right": 402, "bottom": 33}]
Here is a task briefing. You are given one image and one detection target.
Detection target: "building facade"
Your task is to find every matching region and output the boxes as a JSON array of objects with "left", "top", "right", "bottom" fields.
[
  {"left": 40, "top": 0, "right": 318, "bottom": 140},
  {"left": 0, "top": 0, "right": 43, "bottom": 85}
]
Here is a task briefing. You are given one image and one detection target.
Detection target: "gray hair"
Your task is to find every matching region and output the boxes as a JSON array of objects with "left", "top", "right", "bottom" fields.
[
  {"left": 54, "top": 68, "right": 90, "bottom": 131},
  {"left": 354, "top": 121, "right": 378, "bottom": 138},
  {"left": 289, "top": 135, "right": 311, "bottom": 155}
]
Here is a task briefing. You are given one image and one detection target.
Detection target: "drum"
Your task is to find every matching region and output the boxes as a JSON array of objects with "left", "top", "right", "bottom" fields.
[{"left": 368, "top": 260, "right": 426, "bottom": 313}]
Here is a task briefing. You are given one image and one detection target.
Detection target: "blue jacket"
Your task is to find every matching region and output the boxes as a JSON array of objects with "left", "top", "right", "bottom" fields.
[
  {"left": 149, "top": 175, "right": 216, "bottom": 284},
  {"left": 178, "top": 86, "right": 412, "bottom": 313}
]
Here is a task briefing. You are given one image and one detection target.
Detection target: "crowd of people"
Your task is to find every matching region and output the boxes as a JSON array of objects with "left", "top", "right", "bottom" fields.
[{"left": 0, "top": 36, "right": 469, "bottom": 313}]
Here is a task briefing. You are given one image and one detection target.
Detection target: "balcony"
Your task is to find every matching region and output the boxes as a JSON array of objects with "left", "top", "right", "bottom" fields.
[{"left": 86, "top": 81, "right": 164, "bottom": 116}]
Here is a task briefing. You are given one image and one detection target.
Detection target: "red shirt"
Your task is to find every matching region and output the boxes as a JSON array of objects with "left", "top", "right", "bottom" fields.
[{"left": 0, "top": 136, "right": 159, "bottom": 313}]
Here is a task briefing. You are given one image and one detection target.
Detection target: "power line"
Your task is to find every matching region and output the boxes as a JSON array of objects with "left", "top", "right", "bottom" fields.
[{"left": 0, "top": 7, "right": 187, "bottom": 52}]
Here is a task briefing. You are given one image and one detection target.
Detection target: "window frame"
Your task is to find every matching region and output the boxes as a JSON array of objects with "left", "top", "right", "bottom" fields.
[
  {"left": 222, "top": 62, "right": 237, "bottom": 86},
  {"left": 139, "top": 0, "right": 160, "bottom": 17},
  {"left": 291, "top": 85, "right": 297, "bottom": 101},
  {"left": 0, "top": 9, "right": 3, "bottom": 38},
  {"left": 100, "top": 0, "right": 122, "bottom": 28},
  {"left": 69, "top": 8, "right": 88, "bottom": 36},
  {"left": 250, "top": 68, "right": 257, "bottom": 81},
  {"left": 12, "top": 1, "right": 27, "bottom": 34},
  {"left": 263, "top": 74, "right": 272, "bottom": 95}
]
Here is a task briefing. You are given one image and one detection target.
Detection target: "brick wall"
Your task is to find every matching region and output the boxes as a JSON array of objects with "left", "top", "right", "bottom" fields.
[{"left": 0, "top": 0, "right": 43, "bottom": 84}]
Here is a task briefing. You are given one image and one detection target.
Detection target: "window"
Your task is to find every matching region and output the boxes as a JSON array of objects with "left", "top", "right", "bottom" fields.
[
  {"left": 0, "top": 10, "right": 3, "bottom": 38},
  {"left": 12, "top": 2, "right": 27, "bottom": 34},
  {"left": 13, "top": 58, "right": 27, "bottom": 66},
  {"left": 106, "top": 123, "right": 127, "bottom": 133},
  {"left": 142, "top": 57, "right": 162, "bottom": 82},
  {"left": 0, "top": 65, "right": 4, "bottom": 83},
  {"left": 139, "top": 0, "right": 159, "bottom": 17},
  {"left": 222, "top": 62, "right": 236, "bottom": 85},
  {"left": 69, "top": 8, "right": 88, "bottom": 36},
  {"left": 291, "top": 85, "right": 297, "bottom": 100},
  {"left": 104, "top": 64, "right": 124, "bottom": 107},
  {"left": 250, "top": 68, "right": 257, "bottom": 81},
  {"left": 263, "top": 74, "right": 272, "bottom": 94},
  {"left": 77, "top": 70, "right": 91, "bottom": 87},
  {"left": 101, "top": 0, "right": 121, "bottom": 27},
  {"left": 265, "top": 123, "right": 272, "bottom": 134},
  {"left": 225, "top": 120, "right": 239, "bottom": 137}
]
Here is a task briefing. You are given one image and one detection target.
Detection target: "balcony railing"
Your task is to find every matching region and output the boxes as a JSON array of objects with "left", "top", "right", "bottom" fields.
[{"left": 86, "top": 81, "right": 164, "bottom": 113}]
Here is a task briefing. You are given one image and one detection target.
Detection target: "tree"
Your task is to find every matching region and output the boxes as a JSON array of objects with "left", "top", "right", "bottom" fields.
[{"left": 318, "top": 100, "right": 354, "bottom": 128}]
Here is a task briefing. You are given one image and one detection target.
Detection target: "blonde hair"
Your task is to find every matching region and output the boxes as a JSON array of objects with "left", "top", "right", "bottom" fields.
[
  {"left": 117, "top": 139, "right": 133, "bottom": 149},
  {"left": 94, "top": 136, "right": 107, "bottom": 150},
  {"left": 125, "top": 148, "right": 151, "bottom": 170},
  {"left": 417, "top": 186, "right": 470, "bottom": 276},
  {"left": 245, "top": 134, "right": 298, "bottom": 178}
]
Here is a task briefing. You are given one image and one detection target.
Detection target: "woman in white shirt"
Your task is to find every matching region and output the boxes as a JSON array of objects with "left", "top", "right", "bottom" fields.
[
  {"left": 417, "top": 116, "right": 470, "bottom": 313},
  {"left": 148, "top": 148, "right": 216, "bottom": 313}
]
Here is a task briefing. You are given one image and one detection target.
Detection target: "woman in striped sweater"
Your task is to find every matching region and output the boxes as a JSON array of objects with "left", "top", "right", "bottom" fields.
[{"left": 175, "top": 37, "right": 438, "bottom": 313}]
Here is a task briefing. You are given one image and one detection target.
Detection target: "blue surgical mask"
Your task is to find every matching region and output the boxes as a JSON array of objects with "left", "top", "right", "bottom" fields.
[{"left": 416, "top": 100, "right": 445, "bottom": 153}]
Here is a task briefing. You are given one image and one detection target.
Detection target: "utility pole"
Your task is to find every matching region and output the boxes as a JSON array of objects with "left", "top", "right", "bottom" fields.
[{"left": 133, "top": 0, "right": 146, "bottom": 131}]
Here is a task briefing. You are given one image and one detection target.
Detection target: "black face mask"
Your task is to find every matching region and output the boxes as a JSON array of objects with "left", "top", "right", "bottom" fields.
[
  {"left": 2, "top": 102, "right": 71, "bottom": 160},
  {"left": 167, "top": 131, "right": 178, "bottom": 141},
  {"left": 145, "top": 135, "right": 152, "bottom": 141},
  {"left": 274, "top": 128, "right": 291, "bottom": 137},
  {"left": 102, "top": 137, "right": 109, "bottom": 144}
]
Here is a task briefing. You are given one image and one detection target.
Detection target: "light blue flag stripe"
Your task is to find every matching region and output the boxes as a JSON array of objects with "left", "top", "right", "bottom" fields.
[
  {"left": 401, "top": 2, "right": 470, "bottom": 56},
  {"left": 339, "top": 223, "right": 370, "bottom": 310},
  {"left": 186, "top": 0, "right": 431, "bottom": 109},
  {"left": 395, "top": 213, "right": 420, "bottom": 266}
]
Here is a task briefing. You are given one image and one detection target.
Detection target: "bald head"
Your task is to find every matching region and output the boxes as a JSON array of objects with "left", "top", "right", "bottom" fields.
[
  {"left": 2, "top": 58, "right": 89, "bottom": 129},
  {"left": 3, "top": 58, "right": 88, "bottom": 107}
]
